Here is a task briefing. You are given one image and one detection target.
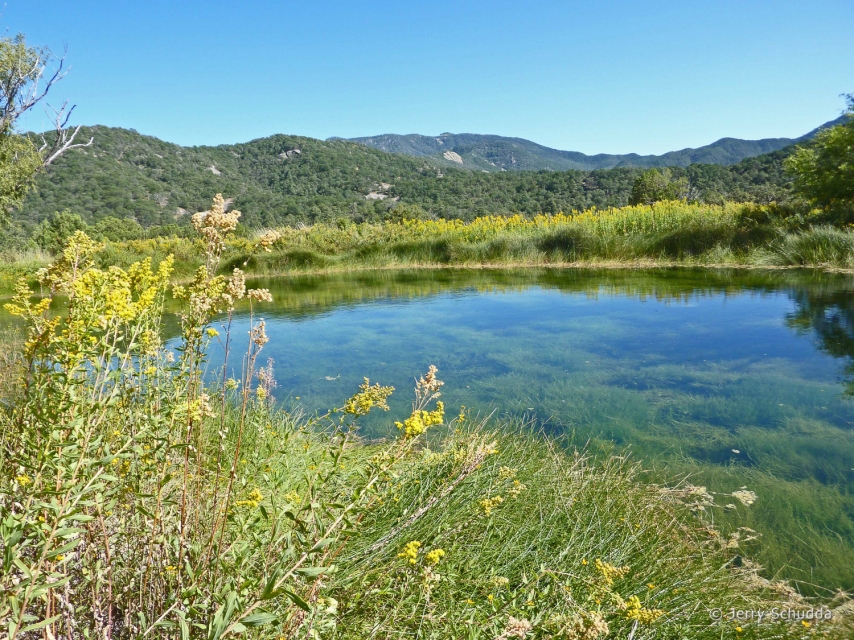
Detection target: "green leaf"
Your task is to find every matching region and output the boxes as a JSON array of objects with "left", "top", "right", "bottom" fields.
[
  {"left": 295, "top": 566, "right": 329, "bottom": 577},
  {"left": 284, "top": 589, "right": 311, "bottom": 612},
  {"left": 69, "top": 514, "right": 95, "bottom": 522},
  {"left": 260, "top": 569, "right": 282, "bottom": 600},
  {"left": 309, "top": 538, "right": 335, "bottom": 554},
  {"left": 20, "top": 614, "right": 63, "bottom": 632},
  {"left": 47, "top": 538, "right": 82, "bottom": 557},
  {"left": 241, "top": 612, "right": 278, "bottom": 627}
]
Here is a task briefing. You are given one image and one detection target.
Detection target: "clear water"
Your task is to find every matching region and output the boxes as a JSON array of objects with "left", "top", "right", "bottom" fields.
[
  {"left": 4, "top": 267, "right": 850, "bottom": 588},
  {"left": 192, "top": 268, "right": 854, "bottom": 592}
]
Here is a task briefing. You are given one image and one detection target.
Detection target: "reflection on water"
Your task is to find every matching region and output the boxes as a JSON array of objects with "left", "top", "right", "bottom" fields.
[
  {"left": 786, "top": 284, "right": 854, "bottom": 395},
  {"left": 189, "top": 268, "right": 854, "bottom": 593}
]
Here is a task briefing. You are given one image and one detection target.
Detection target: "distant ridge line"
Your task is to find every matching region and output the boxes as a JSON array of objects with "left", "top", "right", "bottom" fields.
[{"left": 342, "top": 115, "right": 848, "bottom": 172}]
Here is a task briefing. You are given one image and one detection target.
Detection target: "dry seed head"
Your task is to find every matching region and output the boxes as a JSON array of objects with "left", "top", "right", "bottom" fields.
[
  {"left": 250, "top": 320, "right": 269, "bottom": 348},
  {"left": 247, "top": 288, "right": 273, "bottom": 302}
]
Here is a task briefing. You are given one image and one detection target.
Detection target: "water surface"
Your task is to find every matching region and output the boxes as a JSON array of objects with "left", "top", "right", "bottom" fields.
[{"left": 198, "top": 268, "right": 854, "bottom": 593}]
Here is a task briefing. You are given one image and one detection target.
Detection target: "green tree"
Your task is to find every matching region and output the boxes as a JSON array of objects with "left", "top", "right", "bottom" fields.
[
  {"left": 785, "top": 94, "right": 854, "bottom": 218},
  {"left": 32, "top": 210, "right": 89, "bottom": 253},
  {"left": 0, "top": 34, "right": 91, "bottom": 221},
  {"left": 629, "top": 168, "right": 689, "bottom": 206},
  {"left": 384, "top": 202, "right": 430, "bottom": 223},
  {"left": 92, "top": 215, "right": 143, "bottom": 242}
]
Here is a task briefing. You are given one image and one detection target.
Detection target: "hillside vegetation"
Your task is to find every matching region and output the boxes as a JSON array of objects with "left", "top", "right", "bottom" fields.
[{"left": 4, "top": 125, "right": 805, "bottom": 251}]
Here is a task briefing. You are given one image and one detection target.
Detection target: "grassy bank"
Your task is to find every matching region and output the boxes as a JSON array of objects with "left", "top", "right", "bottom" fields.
[
  {"left": 3, "top": 217, "right": 851, "bottom": 637},
  {"left": 5, "top": 201, "right": 854, "bottom": 296}
]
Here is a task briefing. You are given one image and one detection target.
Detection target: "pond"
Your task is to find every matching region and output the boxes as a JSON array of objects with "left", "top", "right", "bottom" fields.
[
  {"left": 190, "top": 267, "right": 854, "bottom": 594},
  {"left": 6, "top": 266, "right": 848, "bottom": 593}
]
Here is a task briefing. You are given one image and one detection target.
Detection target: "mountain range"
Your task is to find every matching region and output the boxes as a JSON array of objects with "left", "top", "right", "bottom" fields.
[{"left": 345, "top": 116, "right": 847, "bottom": 172}]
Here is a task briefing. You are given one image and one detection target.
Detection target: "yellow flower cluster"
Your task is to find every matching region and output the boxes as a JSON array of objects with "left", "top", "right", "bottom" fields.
[
  {"left": 507, "top": 479, "right": 527, "bottom": 498},
  {"left": 623, "top": 595, "right": 664, "bottom": 624},
  {"left": 398, "top": 540, "right": 421, "bottom": 564},
  {"left": 479, "top": 495, "right": 504, "bottom": 516},
  {"left": 395, "top": 402, "right": 444, "bottom": 437},
  {"left": 594, "top": 559, "right": 630, "bottom": 586},
  {"left": 235, "top": 487, "right": 264, "bottom": 509},
  {"left": 344, "top": 378, "right": 395, "bottom": 416},
  {"left": 392, "top": 202, "right": 748, "bottom": 243},
  {"left": 15, "top": 474, "right": 32, "bottom": 486},
  {"left": 424, "top": 548, "right": 445, "bottom": 566}
]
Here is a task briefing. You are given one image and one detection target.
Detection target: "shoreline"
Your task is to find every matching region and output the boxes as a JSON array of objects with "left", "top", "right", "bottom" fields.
[
  {"left": 231, "top": 259, "right": 854, "bottom": 280},
  {"left": 3, "top": 260, "right": 852, "bottom": 299}
]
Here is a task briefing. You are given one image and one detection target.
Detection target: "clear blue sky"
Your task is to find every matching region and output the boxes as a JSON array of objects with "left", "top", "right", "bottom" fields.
[{"left": 8, "top": 0, "right": 853, "bottom": 154}]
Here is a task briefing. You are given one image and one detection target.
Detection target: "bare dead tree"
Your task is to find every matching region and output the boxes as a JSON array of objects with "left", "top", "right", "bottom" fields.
[
  {"left": 38, "top": 102, "right": 93, "bottom": 165},
  {"left": 1, "top": 34, "right": 93, "bottom": 167}
]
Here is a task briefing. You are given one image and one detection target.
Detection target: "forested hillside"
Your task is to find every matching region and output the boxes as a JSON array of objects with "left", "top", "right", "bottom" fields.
[{"left": 7, "top": 124, "right": 802, "bottom": 244}]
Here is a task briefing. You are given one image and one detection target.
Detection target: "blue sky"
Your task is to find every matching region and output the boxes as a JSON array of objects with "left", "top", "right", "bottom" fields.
[{"left": 7, "top": 0, "right": 853, "bottom": 154}]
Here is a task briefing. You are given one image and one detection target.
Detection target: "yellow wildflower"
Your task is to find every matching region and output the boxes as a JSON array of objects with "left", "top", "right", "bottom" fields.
[
  {"left": 623, "top": 595, "right": 664, "bottom": 624},
  {"left": 395, "top": 402, "right": 444, "bottom": 437},
  {"left": 508, "top": 479, "right": 527, "bottom": 497},
  {"left": 498, "top": 466, "right": 517, "bottom": 479},
  {"left": 235, "top": 487, "right": 264, "bottom": 509},
  {"left": 595, "top": 559, "right": 630, "bottom": 586},
  {"left": 479, "top": 495, "right": 504, "bottom": 515},
  {"left": 425, "top": 548, "right": 445, "bottom": 565},
  {"left": 398, "top": 540, "right": 421, "bottom": 564},
  {"left": 344, "top": 378, "right": 394, "bottom": 416}
]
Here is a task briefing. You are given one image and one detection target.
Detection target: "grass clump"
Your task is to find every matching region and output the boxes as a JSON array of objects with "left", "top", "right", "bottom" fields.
[
  {"left": 1, "top": 196, "right": 851, "bottom": 638},
  {"left": 760, "top": 226, "right": 854, "bottom": 268}
]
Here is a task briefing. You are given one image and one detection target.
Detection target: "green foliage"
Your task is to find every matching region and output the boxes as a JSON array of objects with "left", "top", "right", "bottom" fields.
[
  {"left": 0, "top": 35, "right": 54, "bottom": 220},
  {"left": 91, "top": 215, "right": 144, "bottom": 242},
  {"left": 383, "top": 202, "right": 431, "bottom": 223},
  {"left": 31, "top": 210, "right": 89, "bottom": 253},
  {"left": 8, "top": 126, "right": 805, "bottom": 246},
  {"left": 0, "top": 131, "right": 42, "bottom": 221},
  {"left": 761, "top": 225, "right": 854, "bottom": 268},
  {"left": 629, "top": 168, "right": 689, "bottom": 205},
  {"left": 785, "top": 97, "right": 854, "bottom": 219}
]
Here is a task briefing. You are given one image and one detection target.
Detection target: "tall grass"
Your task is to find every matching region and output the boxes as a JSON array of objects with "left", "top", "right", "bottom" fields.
[
  {"left": 3, "top": 203, "right": 854, "bottom": 297},
  {"left": 2, "top": 197, "right": 849, "bottom": 638},
  {"left": 760, "top": 226, "right": 854, "bottom": 268}
]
